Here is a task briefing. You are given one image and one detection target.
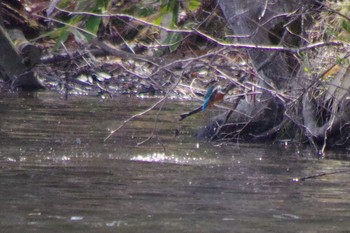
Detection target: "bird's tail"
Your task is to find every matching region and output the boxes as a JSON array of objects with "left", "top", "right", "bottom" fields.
[{"left": 179, "top": 106, "right": 202, "bottom": 121}]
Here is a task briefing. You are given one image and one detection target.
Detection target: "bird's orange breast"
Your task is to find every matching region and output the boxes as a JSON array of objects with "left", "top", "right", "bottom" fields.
[
  {"left": 214, "top": 92, "right": 225, "bottom": 102},
  {"left": 208, "top": 92, "right": 225, "bottom": 107}
]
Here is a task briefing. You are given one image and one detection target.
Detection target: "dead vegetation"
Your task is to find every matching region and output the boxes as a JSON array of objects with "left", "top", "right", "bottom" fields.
[{"left": 1, "top": 0, "right": 350, "bottom": 152}]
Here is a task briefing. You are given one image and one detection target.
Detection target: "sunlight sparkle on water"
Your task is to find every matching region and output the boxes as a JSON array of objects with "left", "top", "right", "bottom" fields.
[
  {"left": 70, "top": 216, "right": 84, "bottom": 221},
  {"left": 130, "top": 152, "right": 219, "bottom": 165}
]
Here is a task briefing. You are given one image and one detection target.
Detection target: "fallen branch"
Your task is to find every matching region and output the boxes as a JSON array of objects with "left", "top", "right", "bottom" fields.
[
  {"left": 293, "top": 169, "right": 350, "bottom": 181},
  {"left": 136, "top": 100, "right": 166, "bottom": 148},
  {"left": 104, "top": 76, "right": 181, "bottom": 142},
  {"left": 91, "top": 39, "right": 163, "bottom": 65},
  {"left": 104, "top": 94, "right": 169, "bottom": 142},
  {"left": 40, "top": 48, "right": 107, "bottom": 64}
]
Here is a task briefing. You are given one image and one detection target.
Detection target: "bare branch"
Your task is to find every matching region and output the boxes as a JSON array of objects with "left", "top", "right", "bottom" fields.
[
  {"left": 293, "top": 169, "right": 350, "bottom": 182},
  {"left": 54, "top": 7, "right": 193, "bottom": 34},
  {"left": 194, "top": 29, "right": 344, "bottom": 54},
  {"left": 104, "top": 92, "right": 169, "bottom": 142},
  {"left": 104, "top": 75, "right": 181, "bottom": 142},
  {"left": 33, "top": 14, "right": 96, "bottom": 39},
  {"left": 46, "top": 7, "right": 343, "bottom": 55}
]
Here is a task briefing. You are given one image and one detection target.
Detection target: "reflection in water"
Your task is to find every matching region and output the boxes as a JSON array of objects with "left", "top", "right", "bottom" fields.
[{"left": 0, "top": 92, "right": 350, "bottom": 232}]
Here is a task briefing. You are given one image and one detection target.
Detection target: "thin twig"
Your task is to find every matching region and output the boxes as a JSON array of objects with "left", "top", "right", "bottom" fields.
[
  {"left": 33, "top": 14, "right": 96, "bottom": 39},
  {"left": 55, "top": 7, "right": 193, "bottom": 34},
  {"left": 311, "top": 0, "right": 350, "bottom": 23},
  {"left": 104, "top": 94, "right": 169, "bottom": 142},
  {"left": 136, "top": 99, "right": 166, "bottom": 147},
  {"left": 293, "top": 169, "right": 350, "bottom": 181},
  {"left": 194, "top": 29, "right": 343, "bottom": 54},
  {"left": 44, "top": 8, "right": 343, "bottom": 55},
  {"left": 259, "top": 0, "right": 269, "bottom": 20},
  {"left": 104, "top": 76, "right": 181, "bottom": 142}
]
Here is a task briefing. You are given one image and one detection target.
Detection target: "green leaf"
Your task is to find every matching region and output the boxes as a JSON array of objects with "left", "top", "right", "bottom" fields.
[
  {"left": 163, "top": 32, "right": 183, "bottom": 52},
  {"left": 189, "top": 0, "right": 201, "bottom": 11},
  {"left": 57, "top": 0, "right": 72, "bottom": 8},
  {"left": 184, "top": 21, "right": 197, "bottom": 29},
  {"left": 68, "top": 15, "right": 85, "bottom": 26},
  {"left": 156, "top": 0, "right": 179, "bottom": 28},
  {"left": 54, "top": 29, "right": 70, "bottom": 50},
  {"left": 342, "top": 20, "right": 350, "bottom": 34},
  {"left": 36, "top": 27, "right": 66, "bottom": 40},
  {"left": 85, "top": 0, "right": 110, "bottom": 41},
  {"left": 154, "top": 15, "right": 163, "bottom": 26},
  {"left": 170, "top": 0, "right": 179, "bottom": 26},
  {"left": 86, "top": 16, "right": 101, "bottom": 41},
  {"left": 95, "top": 0, "right": 108, "bottom": 12},
  {"left": 136, "top": 6, "right": 155, "bottom": 17},
  {"left": 71, "top": 29, "right": 89, "bottom": 45}
]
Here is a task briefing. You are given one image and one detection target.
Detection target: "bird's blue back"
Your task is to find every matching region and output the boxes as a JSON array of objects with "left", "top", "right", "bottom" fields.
[{"left": 202, "top": 85, "right": 217, "bottom": 111}]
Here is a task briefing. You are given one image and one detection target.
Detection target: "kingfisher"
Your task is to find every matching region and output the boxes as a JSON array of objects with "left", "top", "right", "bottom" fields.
[{"left": 179, "top": 83, "right": 236, "bottom": 121}]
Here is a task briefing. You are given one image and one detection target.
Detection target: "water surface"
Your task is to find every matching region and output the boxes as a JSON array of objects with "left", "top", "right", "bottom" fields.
[{"left": 1, "top": 92, "right": 350, "bottom": 232}]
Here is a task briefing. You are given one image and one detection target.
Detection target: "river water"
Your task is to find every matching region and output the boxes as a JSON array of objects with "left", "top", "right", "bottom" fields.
[{"left": 0, "top": 91, "right": 350, "bottom": 232}]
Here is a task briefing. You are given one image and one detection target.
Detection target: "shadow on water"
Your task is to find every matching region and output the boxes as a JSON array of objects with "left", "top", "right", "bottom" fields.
[{"left": 1, "top": 91, "right": 350, "bottom": 232}]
